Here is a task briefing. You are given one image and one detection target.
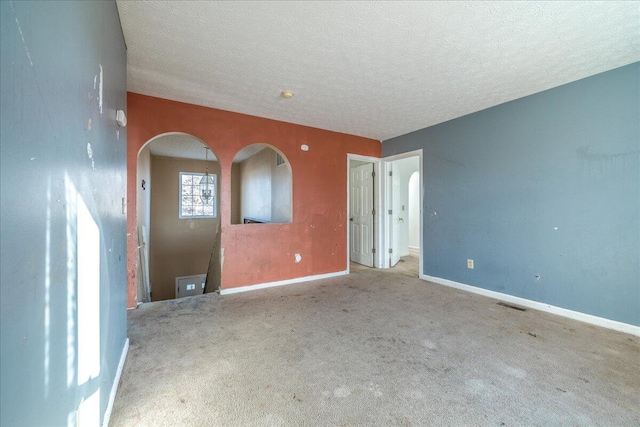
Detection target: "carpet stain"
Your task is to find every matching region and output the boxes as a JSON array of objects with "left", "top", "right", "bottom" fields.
[
  {"left": 145, "top": 364, "right": 169, "bottom": 374},
  {"left": 333, "top": 387, "right": 351, "bottom": 398},
  {"left": 465, "top": 378, "right": 487, "bottom": 395},
  {"left": 406, "top": 389, "right": 425, "bottom": 399},
  {"left": 422, "top": 340, "right": 437, "bottom": 350},
  {"left": 368, "top": 383, "right": 383, "bottom": 397},
  {"left": 503, "top": 365, "right": 528, "bottom": 379}
]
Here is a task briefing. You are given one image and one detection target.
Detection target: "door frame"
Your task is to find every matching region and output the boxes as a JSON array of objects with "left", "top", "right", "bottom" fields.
[
  {"left": 382, "top": 150, "right": 423, "bottom": 275},
  {"left": 346, "top": 154, "right": 384, "bottom": 272}
]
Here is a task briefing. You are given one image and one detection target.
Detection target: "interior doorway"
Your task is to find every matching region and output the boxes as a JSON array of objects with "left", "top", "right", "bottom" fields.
[
  {"left": 347, "top": 155, "right": 381, "bottom": 270},
  {"left": 350, "top": 161, "right": 374, "bottom": 267},
  {"left": 136, "top": 133, "right": 221, "bottom": 303},
  {"left": 384, "top": 150, "right": 423, "bottom": 276}
]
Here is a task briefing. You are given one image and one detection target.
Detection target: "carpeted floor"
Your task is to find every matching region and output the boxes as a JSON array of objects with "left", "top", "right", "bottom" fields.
[
  {"left": 110, "top": 257, "right": 639, "bottom": 426},
  {"left": 351, "top": 254, "right": 419, "bottom": 277}
]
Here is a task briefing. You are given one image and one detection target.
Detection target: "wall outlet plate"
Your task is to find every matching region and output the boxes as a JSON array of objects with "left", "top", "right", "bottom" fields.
[{"left": 467, "top": 259, "right": 474, "bottom": 269}]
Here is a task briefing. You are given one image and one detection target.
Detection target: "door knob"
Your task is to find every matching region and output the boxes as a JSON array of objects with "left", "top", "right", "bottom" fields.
[{"left": 349, "top": 218, "right": 354, "bottom": 221}]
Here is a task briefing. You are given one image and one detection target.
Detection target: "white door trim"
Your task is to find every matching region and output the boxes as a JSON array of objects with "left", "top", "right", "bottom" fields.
[
  {"left": 347, "top": 154, "right": 383, "bottom": 272},
  {"left": 382, "top": 149, "right": 423, "bottom": 275}
]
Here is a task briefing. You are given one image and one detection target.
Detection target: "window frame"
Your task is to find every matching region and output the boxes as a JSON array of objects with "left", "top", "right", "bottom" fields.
[{"left": 179, "top": 171, "right": 217, "bottom": 219}]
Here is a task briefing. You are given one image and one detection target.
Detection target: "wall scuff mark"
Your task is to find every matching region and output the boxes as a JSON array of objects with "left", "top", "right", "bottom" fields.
[
  {"left": 10, "top": 1, "right": 34, "bottom": 67},
  {"left": 98, "top": 64, "right": 103, "bottom": 114},
  {"left": 87, "top": 143, "right": 95, "bottom": 169}
]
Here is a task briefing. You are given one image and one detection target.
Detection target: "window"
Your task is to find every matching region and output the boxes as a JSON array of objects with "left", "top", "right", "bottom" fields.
[{"left": 179, "top": 172, "right": 216, "bottom": 218}]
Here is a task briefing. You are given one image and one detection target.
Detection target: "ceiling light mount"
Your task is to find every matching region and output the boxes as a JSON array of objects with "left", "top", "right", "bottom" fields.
[{"left": 281, "top": 90, "right": 294, "bottom": 99}]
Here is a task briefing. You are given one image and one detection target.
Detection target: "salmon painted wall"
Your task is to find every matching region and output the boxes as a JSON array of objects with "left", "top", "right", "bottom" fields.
[{"left": 126, "top": 93, "right": 380, "bottom": 307}]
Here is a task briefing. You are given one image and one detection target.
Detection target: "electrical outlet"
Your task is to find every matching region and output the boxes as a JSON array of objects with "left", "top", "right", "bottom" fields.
[{"left": 467, "top": 259, "right": 474, "bottom": 269}]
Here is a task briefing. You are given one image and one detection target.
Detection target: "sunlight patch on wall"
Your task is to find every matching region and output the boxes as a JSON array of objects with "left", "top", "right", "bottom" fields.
[
  {"left": 76, "top": 389, "right": 100, "bottom": 427},
  {"left": 77, "top": 193, "right": 101, "bottom": 385},
  {"left": 65, "top": 175, "right": 77, "bottom": 387},
  {"left": 44, "top": 178, "right": 51, "bottom": 397}
]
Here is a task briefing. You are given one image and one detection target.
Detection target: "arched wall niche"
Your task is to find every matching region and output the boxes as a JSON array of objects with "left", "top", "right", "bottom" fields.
[{"left": 230, "top": 143, "right": 293, "bottom": 225}]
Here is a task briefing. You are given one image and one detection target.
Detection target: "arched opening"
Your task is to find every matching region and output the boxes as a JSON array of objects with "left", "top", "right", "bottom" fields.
[
  {"left": 136, "top": 133, "right": 221, "bottom": 302},
  {"left": 230, "top": 144, "right": 293, "bottom": 224}
]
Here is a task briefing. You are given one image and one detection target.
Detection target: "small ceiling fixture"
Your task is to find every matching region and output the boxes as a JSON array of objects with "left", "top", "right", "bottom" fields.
[
  {"left": 281, "top": 90, "right": 294, "bottom": 99},
  {"left": 199, "top": 147, "right": 215, "bottom": 205}
]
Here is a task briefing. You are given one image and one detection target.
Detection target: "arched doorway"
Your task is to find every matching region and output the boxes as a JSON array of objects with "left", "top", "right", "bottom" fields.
[{"left": 136, "top": 133, "right": 221, "bottom": 302}]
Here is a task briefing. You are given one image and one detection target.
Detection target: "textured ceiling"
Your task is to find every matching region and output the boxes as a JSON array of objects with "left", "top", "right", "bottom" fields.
[
  {"left": 148, "top": 133, "right": 266, "bottom": 162},
  {"left": 148, "top": 134, "right": 215, "bottom": 161},
  {"left": 117, "top": 1, "right": 640, "bottom": 141}
]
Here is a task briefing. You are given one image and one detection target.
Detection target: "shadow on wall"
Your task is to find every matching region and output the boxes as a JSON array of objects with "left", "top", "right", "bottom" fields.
[
  {"left": 137, "top": 133, "right": 222, "bottom": 302},
  {"left": 231, "top": 144, "right": 292, "bottom": 224}
]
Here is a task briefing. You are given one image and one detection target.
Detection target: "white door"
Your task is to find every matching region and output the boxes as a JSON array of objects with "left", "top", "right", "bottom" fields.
[
  {"left": 350, "top": 163, "right": 374, "bottom": 267},
  {"left": 389, "top": 163, "right": 402, "bottom": 267}
]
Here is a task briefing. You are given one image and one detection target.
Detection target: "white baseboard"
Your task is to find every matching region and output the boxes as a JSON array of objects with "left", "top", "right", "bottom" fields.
[
  {"left": 420, "top": 274, "right": 640, "bottom": 337},
  {"left": 220, "top": 270, "right": 349, "bottom": 295},
  {"left": 102, "top": 338, "right": 129, "bottom": 427}
]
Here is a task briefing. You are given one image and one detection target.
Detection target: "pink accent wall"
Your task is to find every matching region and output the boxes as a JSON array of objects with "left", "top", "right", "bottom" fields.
[{"left": 126, "top": 93, "right": 380, "bottom": 308}]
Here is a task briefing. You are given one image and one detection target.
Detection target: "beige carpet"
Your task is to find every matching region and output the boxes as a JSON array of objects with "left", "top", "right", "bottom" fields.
[
  {"left": 110, "top": 262, "right": 639, "bottom": 426},
  {"left": 351, "top": 255, "right": 418, "bottom": 277}
]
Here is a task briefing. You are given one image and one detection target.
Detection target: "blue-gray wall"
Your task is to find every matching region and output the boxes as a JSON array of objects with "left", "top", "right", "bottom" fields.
[
  {"left": 1, "top": 1, "right": 127, "bottom": 425},
  {"left": 383, "top": 63, "right": 640, "bottom": 327}
]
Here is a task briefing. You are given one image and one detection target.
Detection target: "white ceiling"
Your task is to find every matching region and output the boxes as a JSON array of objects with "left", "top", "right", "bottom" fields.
[
  {"left": 117, "top": 1, "right": 640, "bottom": 141},
  {"left": 148, "top": 133, "right": 266, "bottom": 163},
  {"left": 147, "top": 134, "right": 213, "bottom": 160}
]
